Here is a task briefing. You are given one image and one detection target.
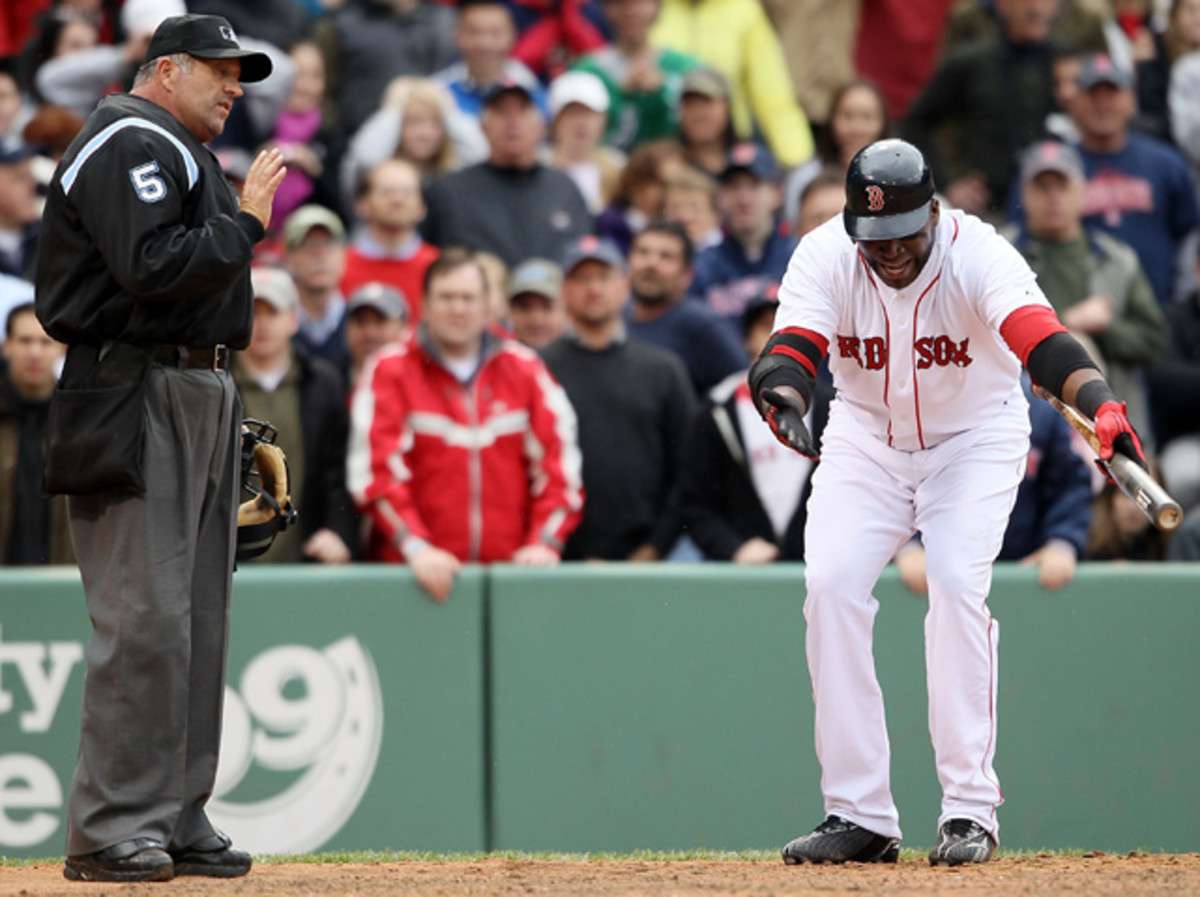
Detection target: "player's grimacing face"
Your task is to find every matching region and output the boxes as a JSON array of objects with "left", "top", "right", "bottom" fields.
[{"left": 856, "top": 201, "right": 939, "bottom": 290}]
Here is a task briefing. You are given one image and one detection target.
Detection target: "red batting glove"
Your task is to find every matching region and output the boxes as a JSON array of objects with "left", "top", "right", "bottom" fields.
[{"left": 1093, "top": 400, "right": 1147, "bottom": 468}]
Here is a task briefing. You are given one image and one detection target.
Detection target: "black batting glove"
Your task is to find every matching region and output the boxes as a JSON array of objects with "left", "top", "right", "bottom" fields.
[{"left": 761, "top": 388, "right": 818, "bottom": 460}]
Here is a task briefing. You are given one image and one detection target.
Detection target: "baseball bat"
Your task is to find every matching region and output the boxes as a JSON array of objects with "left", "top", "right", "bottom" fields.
[{"left": 1044, "top": 394, "right": 1183, "bottom": 533}]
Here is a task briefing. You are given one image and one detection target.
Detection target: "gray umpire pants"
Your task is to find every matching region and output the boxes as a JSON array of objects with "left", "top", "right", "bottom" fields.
[{"left": 65, "top": 364, "right": 241, "bottom": 856}]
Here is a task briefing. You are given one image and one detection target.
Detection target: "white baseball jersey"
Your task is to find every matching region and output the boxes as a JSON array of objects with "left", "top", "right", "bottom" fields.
[{"left": 774, "top": 209, "right": 1053, "bottom": 451}]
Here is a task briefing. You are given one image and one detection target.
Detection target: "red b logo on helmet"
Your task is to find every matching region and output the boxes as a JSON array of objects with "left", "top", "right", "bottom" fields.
[{"left": 865, "top": 185, "right": 885, "bottom": 212}]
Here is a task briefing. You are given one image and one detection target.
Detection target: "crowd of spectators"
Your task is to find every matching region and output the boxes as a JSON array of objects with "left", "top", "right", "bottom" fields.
[{"left": 3, "top": 0, "right": 1200, "bottom": 585}]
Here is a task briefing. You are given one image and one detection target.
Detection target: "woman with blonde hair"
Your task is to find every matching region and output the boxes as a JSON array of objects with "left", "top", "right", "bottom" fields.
[{"left": 340, "top": 76, "right": 487, "bottom": 210}]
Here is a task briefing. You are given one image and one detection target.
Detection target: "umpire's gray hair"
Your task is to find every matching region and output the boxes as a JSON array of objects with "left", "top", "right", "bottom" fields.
[{"left": 133, "top": 52, "right": 193, "bottom": 87}]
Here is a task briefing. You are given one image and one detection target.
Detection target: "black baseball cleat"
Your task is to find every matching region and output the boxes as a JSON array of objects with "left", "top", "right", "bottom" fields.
[
  {"left": 782, "top": 815, "right": 900, "bottom": 865},
  {"left": 170, "top": 833, "right": 253, "bottom": 878},
  {"left": 929, "top": 818, "right": 997, "bottom": 866},
  {"left": 63, "top": 837, "right": 175, "bottom": 882}
]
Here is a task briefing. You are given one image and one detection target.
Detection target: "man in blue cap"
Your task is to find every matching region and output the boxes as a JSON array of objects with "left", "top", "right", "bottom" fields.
[
  {"left": 691, "top": 141, "right": 796, "bottom": 337},
  {"left": 542, "top": 234, "right": 696, "bottom": 560}
]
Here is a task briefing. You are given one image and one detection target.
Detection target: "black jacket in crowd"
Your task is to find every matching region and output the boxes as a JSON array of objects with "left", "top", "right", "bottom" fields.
[
  {"left": 679, "top": 377, "right": 832, "bottom": 561},
  {"left": 291, "top": 345, "right": 359, "bottom": 556},
  {"left": 421, "top": 161, "right": 594, "bottom": 269},
  {"left": 1146, "top": 291, "right": 1200, "bottom": 449},
  {"left": 541, "top": 334, "right": 695, "bottom": 560}
]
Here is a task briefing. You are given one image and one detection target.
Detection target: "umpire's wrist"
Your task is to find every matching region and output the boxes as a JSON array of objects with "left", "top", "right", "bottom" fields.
[{"left": 235, "top": 210, "right": 266, "bottom": 245}]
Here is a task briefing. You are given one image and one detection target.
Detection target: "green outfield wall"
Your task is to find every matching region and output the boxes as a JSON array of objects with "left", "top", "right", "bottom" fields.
[{"left": 1, "top": 564, "right": 1197, "bottom": 857}]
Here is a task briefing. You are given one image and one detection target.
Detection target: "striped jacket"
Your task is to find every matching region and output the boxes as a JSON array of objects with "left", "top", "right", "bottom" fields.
[{"left": 347, "top": 328, "right": 584, "bottom": 563}]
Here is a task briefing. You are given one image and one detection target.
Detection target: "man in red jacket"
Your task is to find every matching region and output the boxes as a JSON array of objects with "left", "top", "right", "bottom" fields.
[{"left": 347, "top": 246, "right": 584, "bottom": 600}]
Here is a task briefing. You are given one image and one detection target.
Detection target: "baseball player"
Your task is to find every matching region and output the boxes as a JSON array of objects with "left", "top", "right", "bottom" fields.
[
  {"left": 35, "top": 15, "right": 283, "bottom": 883},
  {"left": 749, "top": 139, "right": 1146, "bottom": 866}
]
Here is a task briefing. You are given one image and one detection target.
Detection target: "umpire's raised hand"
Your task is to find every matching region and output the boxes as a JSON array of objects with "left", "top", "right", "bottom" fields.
[
  {"left": 238, "top": 147, "right": 287, "bottom": 228},
  {"left": 761, "top": 387, "right": 818, "bottom": 460}
]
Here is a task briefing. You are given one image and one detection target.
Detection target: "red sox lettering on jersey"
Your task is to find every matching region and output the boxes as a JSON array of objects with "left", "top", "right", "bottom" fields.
[
  {"left": 774, "top": 209, "right": 1053, "bottom": 451},
  {"left": 836, "top": 335, "right": 974, "bottom": 371}
]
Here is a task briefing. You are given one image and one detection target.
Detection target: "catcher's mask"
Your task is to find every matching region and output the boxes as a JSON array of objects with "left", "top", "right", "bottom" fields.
[{"left": 237, "top": 419, "right": 297, "bottom": 560}]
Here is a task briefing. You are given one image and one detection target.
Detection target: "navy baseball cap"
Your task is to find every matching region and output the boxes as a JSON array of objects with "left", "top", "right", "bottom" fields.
[
  {"left": 482, "top": 78, "right": 536, "bottom": 107},
  {"left": 740, "top": 282, "right": 780, "bottom": 336},
  {"left": 0, "top": 144, "right": 35, "bottom": 165},
  {"left": 144, "top": 14, "right": 273, "bottom": 83},
  {"left": 1077, "top": 54, "right": 1134, "bottom": 91},
  {"left": 561, "top": 235, "right": 626, "bottom": 274},
  {"left": 720, "top": 142, "right": 779, "bottom": 183}
]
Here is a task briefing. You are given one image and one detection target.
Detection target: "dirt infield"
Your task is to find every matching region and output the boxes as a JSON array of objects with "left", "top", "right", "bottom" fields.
[{"left": 6, "top": 854, "right": 1200, "bottom": 897}]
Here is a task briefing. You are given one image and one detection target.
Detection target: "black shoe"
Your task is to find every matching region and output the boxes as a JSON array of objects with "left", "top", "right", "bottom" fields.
[
  {"left": 782, "top": 815, "right": 900, "bottom": 865},
  {"left": 63, "top": 838, "right": 174, "bottom": 882},
  {"left": 171, "top": 833, "right": 252, "bottom": 878},
  {"left": 929, "top": 818, "right": 997, "bottom": 866}
]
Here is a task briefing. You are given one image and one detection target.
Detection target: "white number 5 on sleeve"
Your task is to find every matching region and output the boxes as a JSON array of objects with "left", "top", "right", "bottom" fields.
[{"left": 129, "top": 160, "right": 166, "bottom": 203}]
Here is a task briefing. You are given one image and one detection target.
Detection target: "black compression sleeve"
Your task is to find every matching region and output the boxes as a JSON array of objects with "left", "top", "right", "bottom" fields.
[
  {"left": 1074, "top": 379, "right": 1118, "bottom": 419},
  {"left": 1025, "top": 331, "right": 1100, "bottom": 398}
]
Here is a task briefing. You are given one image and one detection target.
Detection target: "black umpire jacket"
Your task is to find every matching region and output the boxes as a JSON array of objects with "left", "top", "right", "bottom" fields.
[{"left": 35, "top": 92, "right": 263, "bottom": 351}]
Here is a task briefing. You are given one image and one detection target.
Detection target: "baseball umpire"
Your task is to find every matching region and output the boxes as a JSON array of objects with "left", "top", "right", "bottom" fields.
[
  {"left": 750, "top": 139, "right": 1147, "bottom": 866},
  {"left": 35, "top": 15, "right": 284, "bottom": 882}
]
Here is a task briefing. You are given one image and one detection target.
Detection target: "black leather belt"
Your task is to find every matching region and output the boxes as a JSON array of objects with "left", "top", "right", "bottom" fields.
[{"left": 148, "top": 344, "right": 228, "bottom": 371}]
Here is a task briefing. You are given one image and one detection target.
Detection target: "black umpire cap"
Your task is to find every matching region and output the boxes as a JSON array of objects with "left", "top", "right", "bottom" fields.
[
  {"left": 843, "top": 139, "right": 935, "bottom": 241},
  {"left": 143, "top": 15, "right": 273, "bottom": 83}
]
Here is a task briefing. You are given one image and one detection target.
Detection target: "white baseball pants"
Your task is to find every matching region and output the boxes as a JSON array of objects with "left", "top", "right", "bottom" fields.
[{"left": 801, "top": 399, "right": 1028, "bottom": 842}]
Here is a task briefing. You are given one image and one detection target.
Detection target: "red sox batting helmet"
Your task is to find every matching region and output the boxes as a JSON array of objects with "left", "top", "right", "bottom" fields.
[{"left": 844, "top": 139, "right": 936, "bottom": 241}]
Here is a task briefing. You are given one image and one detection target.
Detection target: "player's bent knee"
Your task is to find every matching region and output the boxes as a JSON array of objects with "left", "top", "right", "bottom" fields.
[{"left": 805, "top": 558, "right": 884, "bottom": 605}]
